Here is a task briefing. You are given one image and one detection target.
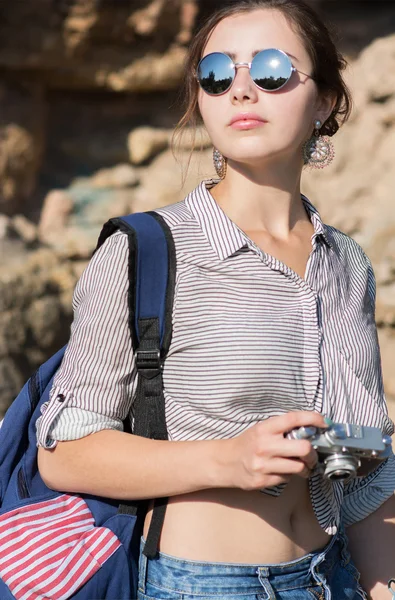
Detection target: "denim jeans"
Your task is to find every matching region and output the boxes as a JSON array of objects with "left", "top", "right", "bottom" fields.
[{"left": 137, "top": 531, "right": 368, "bottom": 600}]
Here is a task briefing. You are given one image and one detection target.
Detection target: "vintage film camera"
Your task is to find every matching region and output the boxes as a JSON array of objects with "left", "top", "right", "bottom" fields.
[{"left": 286, "top": 422, "right": 392, "bottom": 482}]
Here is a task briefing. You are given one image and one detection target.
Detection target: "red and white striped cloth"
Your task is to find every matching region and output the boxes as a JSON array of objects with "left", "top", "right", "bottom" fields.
[{"left": 0, "top": 494, "right": 121, "bottom": 600}]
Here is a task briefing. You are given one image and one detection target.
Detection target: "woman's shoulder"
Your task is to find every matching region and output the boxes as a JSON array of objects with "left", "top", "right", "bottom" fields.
[
  {"left": 152, "top": 197, "right": 195, "bottom": 228},
  {"left": 324, "top": 224, "right": 371, "bottom": 269},
  {"left": 92, "top": 228, "right": 129, "bottom": 266}
]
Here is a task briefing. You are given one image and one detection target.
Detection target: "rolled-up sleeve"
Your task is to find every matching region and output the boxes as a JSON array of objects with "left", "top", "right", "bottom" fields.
[{"left": 36, "top": 230, "right": 137, "bottom": 449}]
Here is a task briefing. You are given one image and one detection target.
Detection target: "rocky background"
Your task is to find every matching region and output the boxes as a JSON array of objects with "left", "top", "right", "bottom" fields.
[{"left": 1, "top": 0, "right": 395, "bottom": 425}]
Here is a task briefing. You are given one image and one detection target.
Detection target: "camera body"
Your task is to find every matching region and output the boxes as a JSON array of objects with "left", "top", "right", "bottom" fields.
[{"left": 286, "top": 422, "right": 392, "bottom": 481}]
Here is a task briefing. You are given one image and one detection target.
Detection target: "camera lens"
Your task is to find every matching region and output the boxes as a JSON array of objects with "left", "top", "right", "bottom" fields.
[
  {"left": 323, "top": 454, "right": 360, "bottom": 481},
  {"left": 328, "top": 471, "right": 351, "bottom": 481}
]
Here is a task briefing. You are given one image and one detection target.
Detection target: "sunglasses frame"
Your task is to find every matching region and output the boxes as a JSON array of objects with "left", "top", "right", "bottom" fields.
[{"left": 196, "top": 48, "right": 312, "bottom": 95}]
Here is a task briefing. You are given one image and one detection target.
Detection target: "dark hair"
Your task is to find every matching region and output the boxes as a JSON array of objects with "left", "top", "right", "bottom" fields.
[{"left": 172, "top": 0, "right": 353, "bottom": 165}]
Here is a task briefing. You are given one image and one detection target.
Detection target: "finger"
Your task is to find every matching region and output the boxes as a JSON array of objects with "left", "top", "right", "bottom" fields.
[
  {"left": 266, "top": 411, "right": 327, "bottom": 436},
  {"left": 269, "top": 439, "right": 318, "bottom": 468},
  {"left": 302, "top": 451, "right": 318, "bottom": 471}
]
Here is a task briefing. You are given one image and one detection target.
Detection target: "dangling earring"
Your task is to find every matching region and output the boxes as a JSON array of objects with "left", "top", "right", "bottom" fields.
[
  {"left": 303, "top": 119, "right": 335, "bottom": 169},
  {"left": 213, "top": 148, "right": 227, "bottom": 179}
]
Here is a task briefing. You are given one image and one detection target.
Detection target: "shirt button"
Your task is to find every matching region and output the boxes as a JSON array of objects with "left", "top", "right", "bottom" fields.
[{"left": 56, "top": 393, "right": 66, "bottom": 402}]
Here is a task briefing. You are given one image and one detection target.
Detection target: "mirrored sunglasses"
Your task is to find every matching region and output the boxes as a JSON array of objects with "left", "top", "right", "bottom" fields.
[{"left": 197, "top": 48, "right": 308, "bottom": 95}]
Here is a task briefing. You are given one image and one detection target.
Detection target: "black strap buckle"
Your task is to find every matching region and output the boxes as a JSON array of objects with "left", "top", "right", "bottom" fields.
[{"left": 135, "top": 349, "right": 161, "bottom": 371}]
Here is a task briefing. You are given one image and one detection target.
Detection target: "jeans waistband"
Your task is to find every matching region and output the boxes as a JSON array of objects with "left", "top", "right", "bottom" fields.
[{"left": 138, "top": 531, "right": 342, "bottom": 596}]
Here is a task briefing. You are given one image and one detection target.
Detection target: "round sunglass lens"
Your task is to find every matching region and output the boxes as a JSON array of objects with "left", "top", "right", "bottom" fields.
[
  {"left": 250, "top": 49, "right": 292, "bottom": 91},
  {"left": 197, "top": 53, "right": 234, "bottom": 95}
]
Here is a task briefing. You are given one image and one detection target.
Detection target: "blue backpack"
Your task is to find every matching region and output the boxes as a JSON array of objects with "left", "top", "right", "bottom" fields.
[{"left": 0, "top": 211, "right": 175, "bottom": 600}]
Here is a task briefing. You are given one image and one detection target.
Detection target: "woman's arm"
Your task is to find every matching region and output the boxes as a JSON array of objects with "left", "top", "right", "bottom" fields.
[
  {"left": 346, "top": 491, "right": 395, "bottom": 600},
  {"left": 38, "top": 410, "right": 325, "bottom": 499},
  {"left": 38, "top": 430, "right": 227, "bottom": 498}
]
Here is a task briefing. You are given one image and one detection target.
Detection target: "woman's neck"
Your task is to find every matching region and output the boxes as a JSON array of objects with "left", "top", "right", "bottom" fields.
[{"left": 209, "top": 160, "right": 309, "bottom": 240}]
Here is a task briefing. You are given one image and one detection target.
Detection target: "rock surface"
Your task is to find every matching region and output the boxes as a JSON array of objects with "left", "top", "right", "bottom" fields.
[
  {"left": 0, "top": 1, "right": 195, "bottom": 93},
  {"left": 128, "top": 126, "right": 211, "bottom": 164},
  {"left": 0, "top": 80, "right": 46, "bottom": 215},
  {"left": 0, "top": 248, "right": 75, "bottom": 416}
]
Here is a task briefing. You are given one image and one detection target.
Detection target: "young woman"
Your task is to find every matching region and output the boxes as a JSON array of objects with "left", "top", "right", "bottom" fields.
[{"left": 37, "top": 1, "right": 395, "bottom": 598}]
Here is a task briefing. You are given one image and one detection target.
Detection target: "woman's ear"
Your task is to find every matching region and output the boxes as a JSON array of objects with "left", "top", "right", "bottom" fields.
[{"left": 316, "top": 92, "right": 337, "bottom": 127}]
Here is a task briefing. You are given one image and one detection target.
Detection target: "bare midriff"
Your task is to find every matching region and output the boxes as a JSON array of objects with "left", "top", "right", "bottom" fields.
[{"left": 143, "top": 475, "right": 331, "bottom": 564}]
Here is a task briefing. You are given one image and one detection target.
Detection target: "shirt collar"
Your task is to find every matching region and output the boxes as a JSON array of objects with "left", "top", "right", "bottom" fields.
[
  {"left": 185, "top": 179, "right": 246, "bottom": 260},
  {"left": 186, "top": 179, "right": 332, "bottom": 261},
  {"left": 301, "top": 193, "right": 333, "bottom": 249}
]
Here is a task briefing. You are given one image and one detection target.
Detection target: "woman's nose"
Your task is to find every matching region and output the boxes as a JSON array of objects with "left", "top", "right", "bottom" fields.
[{"left": 231, "top": 65, "right": 259, "bottom": 103}]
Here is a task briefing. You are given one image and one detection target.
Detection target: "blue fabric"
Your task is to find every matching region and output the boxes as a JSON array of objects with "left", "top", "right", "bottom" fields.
[
  {"left": 137, "top": 532, "right": 367, "bottom": 600},
  {"left": 0, "top": 212, "right": 170, "bottom": 599},
  {"left": 121, "top": 212, "right": 169, "bottom": 345}
]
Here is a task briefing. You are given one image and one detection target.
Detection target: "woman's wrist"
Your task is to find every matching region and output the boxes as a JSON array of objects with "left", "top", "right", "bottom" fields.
[{"left": 200, "top": 437, "right": 235, "bottom": 489}]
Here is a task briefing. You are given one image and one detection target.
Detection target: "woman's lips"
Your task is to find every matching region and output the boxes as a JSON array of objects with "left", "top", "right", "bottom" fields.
[{"left": 230, "top": 119, "right": 267, "bottom": 130}]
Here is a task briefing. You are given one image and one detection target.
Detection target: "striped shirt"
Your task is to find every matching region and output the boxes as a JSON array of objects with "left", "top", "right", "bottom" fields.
[{"left": 36, "top": 179, "right": 395, "bottom": 535}]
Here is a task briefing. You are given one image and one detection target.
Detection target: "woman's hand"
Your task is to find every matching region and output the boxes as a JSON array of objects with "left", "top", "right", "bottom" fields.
[{"left": 224, "top": 411, "right": 328, "bottom": 491}]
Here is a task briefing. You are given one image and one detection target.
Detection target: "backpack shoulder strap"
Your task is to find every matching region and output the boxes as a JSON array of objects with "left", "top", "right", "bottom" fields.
[
  {"left": 96, "top": 211, "right": 175, "bottom": 357},
  {"left": 96, "top": 210, "right": 176, "bottom": 559}
]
